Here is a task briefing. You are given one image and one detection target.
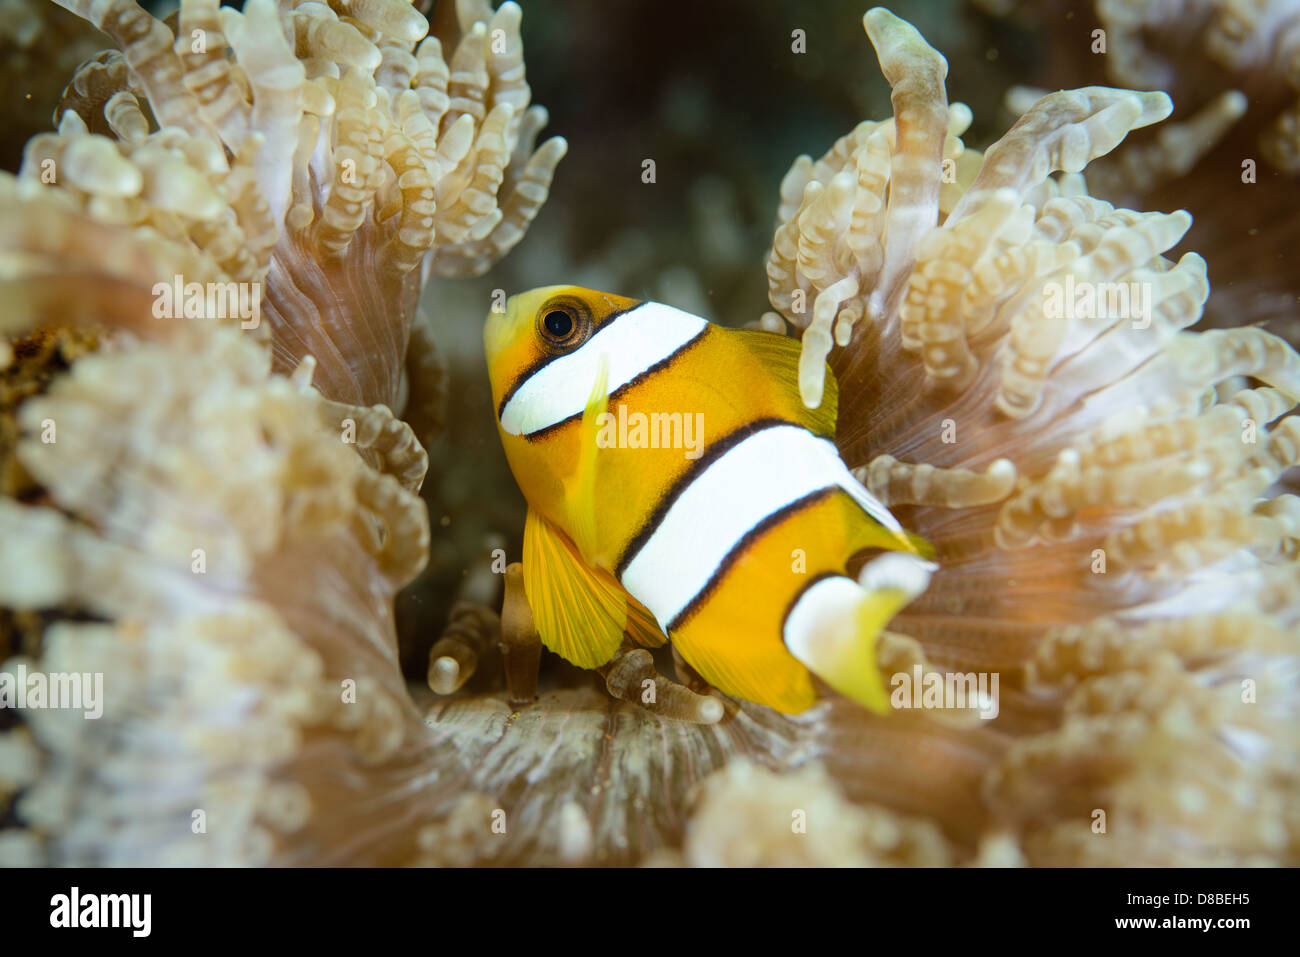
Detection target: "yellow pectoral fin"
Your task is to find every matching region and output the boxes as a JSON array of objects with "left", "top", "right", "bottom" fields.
[
  {"left": 565, "top": 352, "right": 609, "bottom": 565},
  {"left": 523, "top": 507, "right": 629, "bottom": 669}
]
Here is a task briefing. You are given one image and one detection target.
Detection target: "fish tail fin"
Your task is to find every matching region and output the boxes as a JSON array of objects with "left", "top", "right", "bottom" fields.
[
  {"left": 783, "top": 554, "right": 935, "bottom": 713},
  {"left": 902, "top": 529, "right": 936, "bottom": 561}
]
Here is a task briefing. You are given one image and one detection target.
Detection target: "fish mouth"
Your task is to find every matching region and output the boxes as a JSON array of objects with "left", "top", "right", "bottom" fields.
[
  {"left": 483, "top": 294, "right": 519, "bottom": 368},
  {"left": 484, "top": 284, "right": 578, "bottom": 366}
]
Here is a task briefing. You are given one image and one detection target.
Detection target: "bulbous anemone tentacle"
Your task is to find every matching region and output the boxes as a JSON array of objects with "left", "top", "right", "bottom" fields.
[
  {"left": 28, "top": 0, "right": 566, "bottom": 410},
  {"left": 765, "top": 6, "right": 1300, "bottom": 866}
]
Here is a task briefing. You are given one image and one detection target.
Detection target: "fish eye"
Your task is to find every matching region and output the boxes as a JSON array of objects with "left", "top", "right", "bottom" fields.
[
  {"left": 536, "top": 299, "right": 590, "bottom": 351},
  {"left": 543, "top": 309, "right": 574, "bottom": 340}
]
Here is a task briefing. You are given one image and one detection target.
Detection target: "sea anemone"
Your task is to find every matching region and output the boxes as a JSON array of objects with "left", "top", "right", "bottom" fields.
[
  {"left": 0, "top": 0, "right": 566, "bottom": 864},
  {"left": 1, "top": 2, "right": 1297, "bottom": 866},
  {"left": 974, "top": 0, "right": 1300, "bottom": 342},
  {"left": 763, "top": 8, "right": 1300, "bottom": 864},
  {"left": 10, "top": 0, "right": 564, "bottom": 409}
]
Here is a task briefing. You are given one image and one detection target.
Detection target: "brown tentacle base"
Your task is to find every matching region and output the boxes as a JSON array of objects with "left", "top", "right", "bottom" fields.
[
  {"left": 597, "top": 645, "right": 724, "bottom": 724},
  {"left": 427, "top": 601, "right": 500, "bottom": 695},
  {"left": 499, "top": 562, "right": 542, "bottom": 705},
  {"left": 497, "top": 561, "right": 721, "bottom": 721},
  {"left": 427, "top": 538, "right": 505, "bottom": 695}
]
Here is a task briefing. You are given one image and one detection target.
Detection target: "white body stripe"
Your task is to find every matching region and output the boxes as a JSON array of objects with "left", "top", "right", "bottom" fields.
[
  {"left": 500, "top": 302, "right": 707, "bottom": 436},
  {"left": 839, "top": 470, "right": 903, "bottom": 533},
  {"left": 622, "top": 424, "right": 897, "bottom": 630}
]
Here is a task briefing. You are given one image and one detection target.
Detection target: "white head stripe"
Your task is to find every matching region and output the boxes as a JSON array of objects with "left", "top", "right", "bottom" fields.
[
  {"left": 621, "top": 424, "right": 873, "bottom": 630},
  {"left": 499, "top": 302, "right": 707, "bottom": 437}
]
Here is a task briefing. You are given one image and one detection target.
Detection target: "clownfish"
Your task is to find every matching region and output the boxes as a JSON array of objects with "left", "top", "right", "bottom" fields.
[{"left": 484, "top": 285, "right": 935, "bottom": 714}]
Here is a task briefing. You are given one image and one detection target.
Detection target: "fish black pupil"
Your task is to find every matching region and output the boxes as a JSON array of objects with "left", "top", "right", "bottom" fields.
[{"left": 544, "top": 309, "right": 574, "bottom": 340}]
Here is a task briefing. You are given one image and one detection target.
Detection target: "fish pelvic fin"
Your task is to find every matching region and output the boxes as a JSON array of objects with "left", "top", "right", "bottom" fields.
[
  {"left": 521, "top": 506, "right": 667, "bottom": 669},
  {"left": 784, "top": 554, "right": 936, "bottom": 713}
]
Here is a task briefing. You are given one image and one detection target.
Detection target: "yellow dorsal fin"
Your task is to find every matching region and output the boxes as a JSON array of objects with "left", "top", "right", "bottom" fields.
[
  {"left": 730, "top": 327, "right": 838, "bottom": 437},
  {"left": 565, "top": 352, "right": 609, "bottom": 564},
  {"left": 523, "top": 507, "right": 629, "bottom": 669}
]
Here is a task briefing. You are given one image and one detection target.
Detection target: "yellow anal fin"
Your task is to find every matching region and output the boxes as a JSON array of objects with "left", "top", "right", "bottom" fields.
[
  {"left": 671, "top": 616, "right": 820, "bottom": 714},
  {"left": 729, "top": 327, "right": 838, "bottom": 437},
  {"left": 522, "top": 507, "right": 629, "bottom": 669}
]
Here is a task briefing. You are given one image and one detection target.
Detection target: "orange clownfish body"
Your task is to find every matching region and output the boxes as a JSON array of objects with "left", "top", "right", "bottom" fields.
[{"left": 484, "top": 285, "right": 934, "bottom": 714}]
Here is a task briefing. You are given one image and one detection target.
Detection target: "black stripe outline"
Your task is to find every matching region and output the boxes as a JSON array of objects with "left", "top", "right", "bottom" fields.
[
  {"left": 779, "top": 570, "right": 843, "bottom": 642},
  {"left": 507, "top": 324, "right": 711, "bottom": 443},
  {"left": 664, "top": 486, "right": 838, "bottom": 633},
  {"left": 496, "top": 300, "right": 638, "bottom": 423},
  {"left": 615, "top": 416, "right": 795, "bottom": 578}
]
